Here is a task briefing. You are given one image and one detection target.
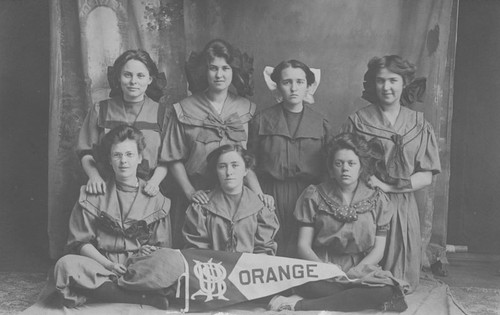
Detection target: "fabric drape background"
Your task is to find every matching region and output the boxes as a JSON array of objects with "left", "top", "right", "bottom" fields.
[
  {"left": 49, "top": 0, "right": 458, "bottom": 268},
  {"left": 49, "top": 0, "right": 186, "bottom": 258}
]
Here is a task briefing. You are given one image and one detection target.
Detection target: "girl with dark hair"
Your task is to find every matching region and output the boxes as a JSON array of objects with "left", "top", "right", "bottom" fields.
[
  {"left": 55, "top": 125, "right": 172, "bottom": 309},
  {"left": 268, "top": 133, "right": 407, "bottom": 312},
  {"left": 343, "top": 55, "right": 441, "bottom": 292},
  {"left": 182, "top": 144, "right": 279, "bottom": 254},
  {"left": 77, "top": 49, "right": 168, "bottom": 198},
  {"left": 248, "top": 59, "right": 331, "bottom": 256},
  {"left": 162, "top": 39, "right": 272, "bottom": 248}
]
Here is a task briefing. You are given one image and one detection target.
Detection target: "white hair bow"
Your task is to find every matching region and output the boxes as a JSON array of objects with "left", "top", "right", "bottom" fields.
[{"left": 263, "top": 66, "right": 321, "bottom": 104}]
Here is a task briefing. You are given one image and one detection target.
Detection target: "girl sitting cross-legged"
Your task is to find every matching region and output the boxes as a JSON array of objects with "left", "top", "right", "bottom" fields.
[
  {"left": 268, "top": 133, "right": 408, "bottom": 312},
  {"left": 54, "top": 125, "right": 172, "bottom": 309}
]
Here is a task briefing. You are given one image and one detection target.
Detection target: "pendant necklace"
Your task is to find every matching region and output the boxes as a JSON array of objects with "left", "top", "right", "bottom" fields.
[
  {"left": 117, "top": 178, "right": 140, "bottom": 222},
  {"left": 122, "top": 97, "right": 146, "bottom": 126}
]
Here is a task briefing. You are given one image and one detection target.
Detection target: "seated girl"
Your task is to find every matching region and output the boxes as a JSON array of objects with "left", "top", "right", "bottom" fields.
[
  {"left": 182, "top": 144, "right": 279, "bottom": 255},
  {"left": 268, "top": 133, "right": 408, "bottom": 312},
  {"left": 77, "top": 49, "right": 168, "bottom": 197},
  {"left": 54, "top": 125, "right": 172, "bottom": 309}
]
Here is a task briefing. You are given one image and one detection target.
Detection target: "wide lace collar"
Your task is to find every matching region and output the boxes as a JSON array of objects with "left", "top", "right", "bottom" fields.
[{"left": 316, "top": 180, "right": 378, "bottom": 223}]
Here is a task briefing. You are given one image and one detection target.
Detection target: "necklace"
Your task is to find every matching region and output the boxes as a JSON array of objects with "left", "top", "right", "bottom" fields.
[
  {"left": 122, "top": 97, "right": 146, "bottom": 126},
  {"left": 117, "top": 178, "right": 140, "bottom": 222}
]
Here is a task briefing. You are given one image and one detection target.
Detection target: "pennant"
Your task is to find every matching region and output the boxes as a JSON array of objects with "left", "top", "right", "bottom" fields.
[
  {"left": 177, "top": 249, "right": 347, "bottom": 312},
  {"left": 119, "top": 248, "right": 351, "bottom": 312}
]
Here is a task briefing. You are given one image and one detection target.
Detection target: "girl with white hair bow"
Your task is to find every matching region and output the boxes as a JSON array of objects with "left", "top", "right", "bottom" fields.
[{"left": 248, "top": 60, "right": 332, "bottom": 257}]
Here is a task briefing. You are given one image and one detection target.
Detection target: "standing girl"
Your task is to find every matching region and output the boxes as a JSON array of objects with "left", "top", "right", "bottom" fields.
[
  {"left": 161, "top": 39, "right": 271, "bottom": 247},
  {"left": 77, "top": 49, "right": 168, "bottom": 197},
  {"left": 343, "top": 55, "right": 441, "bottom": 291},
  {"left": 248, "top": 60, "right": 331, "bottom": 256}
]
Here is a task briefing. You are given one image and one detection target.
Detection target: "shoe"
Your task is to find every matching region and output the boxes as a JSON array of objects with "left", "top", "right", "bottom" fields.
[
  {"left": 379, "top": 288, "right": 408, "bottom": 313},
  {"left": 268, "top": 294, "right": 303, "bottom": 311},
  {"left": 431, "top": 261, "right": 448, "bottom": 277}
]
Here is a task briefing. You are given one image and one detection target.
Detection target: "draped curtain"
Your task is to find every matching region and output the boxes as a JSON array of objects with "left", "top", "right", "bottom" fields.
[
  {"left": 49, "top": 0, "right": 186, "bottom": 258},
  {"left": 49, "top": 0, "right": 458, "bottom": 266}
]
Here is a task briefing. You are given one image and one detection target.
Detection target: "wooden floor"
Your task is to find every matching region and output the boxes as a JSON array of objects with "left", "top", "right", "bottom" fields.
[
  {"left": 438, "top": 252, "right": 500, "bottom": 315},
  {"left": 439, "top": 252, "right": 500, "bottom": 289}
]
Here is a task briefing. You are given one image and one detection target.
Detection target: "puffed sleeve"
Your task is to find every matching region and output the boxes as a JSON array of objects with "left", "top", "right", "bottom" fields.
[
  {"left": 65, "top": 195, "right": 98, "bottom": 254},
  {"left": 76, "top": 103, "right": 100, "bottom": 160},
  {"left": 415, "top": 122, "right": 441, "bottom": 175},
  {"left": 293, "top": 185, "right": 320, "bottom": 226},
  {"left": 253, "top": 207, "right": 280, "bottom": 255},
  {"left": 147, "top": 199, "right": 172, "bottom": 248},
  {"left": 159, "top": 102, "right": 189, "bottom": 163},
  {"left": 340, "top": 118, "right": 355, "bottom": 134},
  {"left": 182, "top": 203, "right": 211, "bottom": 250},
  {"left": 147, "top": 218, "right": 172, "bottom": 248},
  {"left": 374, "top": 190, "right": 395, "bottom": 236}
]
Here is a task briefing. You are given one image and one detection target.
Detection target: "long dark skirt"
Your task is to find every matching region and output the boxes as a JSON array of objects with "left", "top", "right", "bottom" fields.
[
  {"left": 168, "top": 176, "right": 210, "bottom": 249},
  {"left": 261, "top": 178, "right": 311, "bottom": 257}
]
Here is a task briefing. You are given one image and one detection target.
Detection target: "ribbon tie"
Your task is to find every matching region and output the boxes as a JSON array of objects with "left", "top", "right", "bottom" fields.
[
  {"left": 202, "top": 113, "right": 247, "bottom": 142},
  {"left": 391, "top": 134, "right": 403, "bottom": 147},
  {"left": 385, "top": 134, "right": 412, "bottom": 188},
  {"left": 390, "top": 134, "right": 406, "bottom": 171},
  {"left": 225, "top": 222, "right": 237, "bottom": 252}
]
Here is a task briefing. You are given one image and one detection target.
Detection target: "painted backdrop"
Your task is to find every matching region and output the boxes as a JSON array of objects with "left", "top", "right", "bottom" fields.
[{"left": 49, "top": 0, "right": 458, "bottom": 268}]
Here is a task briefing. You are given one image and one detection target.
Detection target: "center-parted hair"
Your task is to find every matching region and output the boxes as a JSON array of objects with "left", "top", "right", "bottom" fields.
[
  {"left": 185, "top": 39, "right": 254, "bottom": 97},
  {"left": 108, "top": 49, "right": 164, "bottom": 101},
  {"left": 326, "top": 132, "right": 385, "bottom": 184},
  {"left": 185, "top": 39, "right": 235, "bottom": 95},
  {"left": 201, "top": 39, "right": 235, "bottom": 66},
  {"left": 270, "top": 59, "right": 315, "bottom": 86},
  {"left": 205, "top": 144, "right": 255, "bottom": 188}
]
